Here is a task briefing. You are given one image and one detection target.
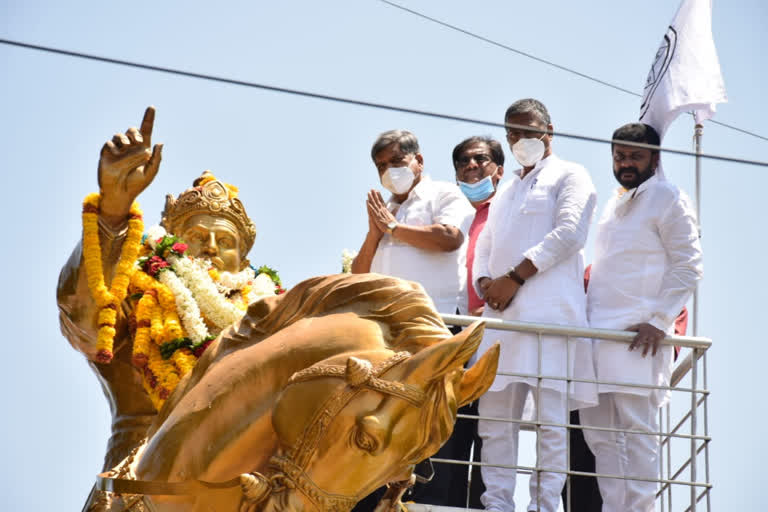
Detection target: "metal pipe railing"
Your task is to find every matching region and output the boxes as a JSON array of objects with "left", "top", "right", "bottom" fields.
[
  {"left": 430, "top": 313, "right": 712, "bottom": 512},
  {"left": 440, "top": 314, "right": 712, "bottom": 349}
]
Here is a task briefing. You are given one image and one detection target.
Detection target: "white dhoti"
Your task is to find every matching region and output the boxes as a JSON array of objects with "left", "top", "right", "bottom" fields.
[
  {"left": 581, "top": 393, "right": 660, "bottom": 512},
  {"left": 478, "top": 383, "right": 567, "bottom": 512}
]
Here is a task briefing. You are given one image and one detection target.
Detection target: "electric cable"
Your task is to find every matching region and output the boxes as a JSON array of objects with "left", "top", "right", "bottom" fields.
[
  {"left": 379, "top": 0, "right": 768, "bottom": 143},
  {"left": 1, "top": 37, "right": 767, "bottom": 168}
]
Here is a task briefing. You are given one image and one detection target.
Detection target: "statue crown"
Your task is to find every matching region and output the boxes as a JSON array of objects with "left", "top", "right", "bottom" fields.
[{"left": 161, "top": 171, "right": 257, "bottom": 256}]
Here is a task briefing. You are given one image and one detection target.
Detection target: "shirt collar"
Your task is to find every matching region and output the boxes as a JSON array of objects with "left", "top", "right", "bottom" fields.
[
  {"left": 474, "top": 199, "right": 492, "bottom": 212},
  {"left": 616, "top": 172, "right": 660, "bottom": 200},
  {"left": 513, "top": 153, "right": 559, "bottom": 181},
  {"left": 389, "top": 174, "right": 431, "bottom": 205},
  {"left": 612, "top": 173, "right": 660, "bottom": 217}
]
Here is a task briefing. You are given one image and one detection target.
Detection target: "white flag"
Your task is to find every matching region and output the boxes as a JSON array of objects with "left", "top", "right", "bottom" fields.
[{"left": 639, "top": 0, "right": 727, "bottom": 139}]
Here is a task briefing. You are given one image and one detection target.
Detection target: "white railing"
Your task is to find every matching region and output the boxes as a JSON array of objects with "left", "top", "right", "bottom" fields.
[{"left": 404, "top": 314, "right": 712, "bottom": 512}]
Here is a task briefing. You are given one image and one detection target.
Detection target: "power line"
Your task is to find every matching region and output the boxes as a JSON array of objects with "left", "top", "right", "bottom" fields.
[
  {"left": 379, "top": 0, "right": 640, "bottom": 98},
  {"left": 379, "top": 0, "right": 768, "bottom": 144},
  {"left": 1, "top": 37, "right": 767, "bottom": 168}
]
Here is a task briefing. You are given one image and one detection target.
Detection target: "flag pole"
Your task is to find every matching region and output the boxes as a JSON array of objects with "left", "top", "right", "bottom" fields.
[{"left": 693, "top": 123, "right": 703, "bottom": 337}]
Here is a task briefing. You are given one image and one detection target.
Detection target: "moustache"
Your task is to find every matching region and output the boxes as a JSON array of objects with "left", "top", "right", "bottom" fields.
[{"left": 201, "top": 257, "right": 226, "bottom": 270}]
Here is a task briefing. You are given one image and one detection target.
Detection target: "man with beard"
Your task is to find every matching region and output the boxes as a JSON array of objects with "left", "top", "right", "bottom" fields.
[{"left": 580, "top": 123, "right": 702, "bottom": 512}]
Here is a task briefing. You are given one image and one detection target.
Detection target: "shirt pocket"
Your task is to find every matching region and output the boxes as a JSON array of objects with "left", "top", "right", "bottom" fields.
[
  {"left": 399, "top": 204, "right": 432, "bottom": 226},
  {"left": 520, "top": 189, "right": 552, "bottom": 216}
]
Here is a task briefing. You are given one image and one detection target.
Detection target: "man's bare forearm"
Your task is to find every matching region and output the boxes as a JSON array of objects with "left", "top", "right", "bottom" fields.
[{"left": 351, "top": 231, "right": 382, "bottom": 273}]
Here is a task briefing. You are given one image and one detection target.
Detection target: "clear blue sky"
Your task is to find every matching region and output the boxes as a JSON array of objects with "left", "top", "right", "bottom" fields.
[{"left": 1, "top": 1, "right": 766, "bottom": 510}]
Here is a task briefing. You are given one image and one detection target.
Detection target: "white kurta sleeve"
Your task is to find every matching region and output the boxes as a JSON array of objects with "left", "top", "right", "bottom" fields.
[
  {"left": 433, "top": 186, "right": 474, "bottom": 234},
  {"left": 648, "top": 192, "right": 703, "bottom": 331},
  {"left": 523, "top": 166, "right": 597, "bottom": 273}
]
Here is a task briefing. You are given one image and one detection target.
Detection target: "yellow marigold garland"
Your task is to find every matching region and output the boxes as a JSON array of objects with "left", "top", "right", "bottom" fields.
[
  {"left": 171, "top": 348, "right": 196, "bottom": 375},
  {"left": 128, "top": 266, "right": 196, "bottom": 409},
  {"left": 132, "top": 292, "right": 154, "bottom": 367},
  {"left": 82, "top": 193, "right": 144, "bottom": 363}
]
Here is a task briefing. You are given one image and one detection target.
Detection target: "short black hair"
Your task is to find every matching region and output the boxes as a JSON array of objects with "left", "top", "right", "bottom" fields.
[
  {"left": 452, "top": 136, "right": 505, "bottom": 172},
  {"left": 371, "top": 130, "right": 420, "bottom": 161},
  {"left": 611, "top": 123, "right": 661, "bottom": 154},
  {"left": 504, "top": 98, "right": 551, "bottom": 126}
]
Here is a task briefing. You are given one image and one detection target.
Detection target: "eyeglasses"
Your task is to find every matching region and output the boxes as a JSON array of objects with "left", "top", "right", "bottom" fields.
[{"left": 455, "top": 154, "right": 493, "bottom": 168}]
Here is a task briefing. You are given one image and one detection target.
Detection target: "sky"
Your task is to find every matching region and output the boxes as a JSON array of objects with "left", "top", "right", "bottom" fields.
[{"left": 1, "top": 0, "right": 766, "bottom": 510}]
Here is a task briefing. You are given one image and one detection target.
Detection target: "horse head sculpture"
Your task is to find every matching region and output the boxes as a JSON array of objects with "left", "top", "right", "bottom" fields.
[
  {"left": 102, "top": 274, "right": 499, "bottom": 512},
  {"left": 245, "top": 321, "right": 499, "bottom": 511}
]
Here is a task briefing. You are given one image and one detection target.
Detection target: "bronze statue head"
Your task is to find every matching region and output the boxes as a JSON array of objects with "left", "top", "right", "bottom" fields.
[{"left": 161, "top": 171, "right": 257, "bottom": 272}]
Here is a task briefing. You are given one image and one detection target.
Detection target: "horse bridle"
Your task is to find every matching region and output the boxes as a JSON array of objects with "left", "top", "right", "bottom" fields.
[
  {"left": 240, "top": 351, "right": 427, "bottom": 511},
  {"left": 97, "top": 351, "right": 429, "bottom": 512}
]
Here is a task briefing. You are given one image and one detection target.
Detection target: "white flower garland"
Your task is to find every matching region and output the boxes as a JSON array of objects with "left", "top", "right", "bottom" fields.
[
  {"left": 216, "top": 266, "right": 256, "bottom": 294},
  {"left": 168, "top": 254, "right": 243, "bottom": 330},
  {"left": 158, "top": 269, "right": 211, "bottom": 343},
  {"left": 341, "top": 248, "right": 357, "bottom": 274},
  {"left": 146, "top": 225, "right": 168, "bottom": 249},
  {"left": 141, "top": 225, "right": 279, "bottom": 342},
  {"left": 249, "top": 273, "right": 278, "bottom": 302}
]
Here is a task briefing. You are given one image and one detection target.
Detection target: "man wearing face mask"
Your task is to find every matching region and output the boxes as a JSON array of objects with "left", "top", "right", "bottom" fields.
[
  {"left": 472, "top": 98, "right": 598, "bottom": 512},
  {"left": 580, "top": 123, "right": 702, "bottom": 512},
  {"left": 351, "top": 129, "right": 473, "bottom": 319},
  {"left": 421, "top": 135, "right": 507, "bottom": 509},
  {"left": 454, "top": 136, "right": 506, "bottom": 318}
]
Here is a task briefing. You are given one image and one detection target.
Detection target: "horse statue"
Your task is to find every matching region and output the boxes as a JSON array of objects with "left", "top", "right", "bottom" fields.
[{"left": 97, "top": 272, "right": 500, "bottom": 511}]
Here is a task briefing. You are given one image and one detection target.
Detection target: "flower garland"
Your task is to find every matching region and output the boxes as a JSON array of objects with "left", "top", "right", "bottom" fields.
[
  {"left": 81, "top": 193, "right": 144, "bottom": 363},
  {"left": 125, "top": 225, "right": 284, "bottom": 410},
  {"left": 168, "top": 254, "right": 243, "bottom": 330},
  {"left": 341, "top": 249, "right": 357, "bottom": 274}
]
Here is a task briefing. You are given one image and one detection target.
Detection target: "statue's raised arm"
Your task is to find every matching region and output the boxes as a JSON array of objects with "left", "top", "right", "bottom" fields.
[
  {"left": 56, "top": 107, "right": 164, "bottom": 474},
  {"left": 98, "top": 106, "right": 163, "bottom": 229}
]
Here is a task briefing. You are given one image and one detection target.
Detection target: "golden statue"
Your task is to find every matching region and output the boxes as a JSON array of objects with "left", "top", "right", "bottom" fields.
[
  {"left": 58, "top": 107, "right": 500, "bottom": 511},
  {"left": 58, "top": 107, "right": 262, "bottom": 470},
  {"left": 101, "top": 273, "right": 499, "bottom": 511}
]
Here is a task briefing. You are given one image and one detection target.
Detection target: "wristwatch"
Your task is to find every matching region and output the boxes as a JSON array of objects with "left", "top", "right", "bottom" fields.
[
  {"left": 386, "top": 220, "right": 398, "bottom": 234},
  {"left": 505, "top": 268, "right": 526, "bottom": 286}
]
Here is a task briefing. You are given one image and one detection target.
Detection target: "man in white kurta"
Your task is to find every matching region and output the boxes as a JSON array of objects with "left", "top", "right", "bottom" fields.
[
  {"left": 351, "top": 129, "right": 474, "bottom": 315},
  {"left": 473, "top": 99, "right": 597, "bottom": 512},
  {"left": 581, "top": 123, "right": 703, "bottom": 512}
]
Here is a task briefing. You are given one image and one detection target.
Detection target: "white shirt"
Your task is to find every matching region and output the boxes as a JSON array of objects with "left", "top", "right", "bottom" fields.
[
  {"left": 472, "top": 154, "right": 597, "bottom": 407},
  {"left": 588, "top": 174, "right": 703, "bottom": 404},
  {"left": 371, "top": 175, "right": 474, "bottom": 314}
]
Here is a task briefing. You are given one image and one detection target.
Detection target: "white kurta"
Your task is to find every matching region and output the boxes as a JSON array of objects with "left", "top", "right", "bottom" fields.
[
  {"left": 587, "top": 174, "right": 703, "bottom": 406},
  {"left": 371, "top": 175, "right": 474, "bottom": 314},
  {"left": 472, "top": 154, "right": 597, "bottom": 408}
]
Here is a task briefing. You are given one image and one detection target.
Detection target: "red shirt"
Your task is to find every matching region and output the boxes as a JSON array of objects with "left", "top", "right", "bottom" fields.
[{"left": 466, "top": 201, "right": 491, "bottom": 312}]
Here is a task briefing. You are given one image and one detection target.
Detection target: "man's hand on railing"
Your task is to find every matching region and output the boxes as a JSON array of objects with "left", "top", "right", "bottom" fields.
[{"left": 627, "top": 322, "right": 666, "bottom": 357}]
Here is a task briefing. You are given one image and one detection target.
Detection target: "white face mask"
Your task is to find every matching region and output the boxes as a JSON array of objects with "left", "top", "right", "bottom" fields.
[
  {"left": 381, "top": 166, "right": 415, "bottom": 195},
  {"left": 512, "top": 135, "right": 546, "bottom": 167}
]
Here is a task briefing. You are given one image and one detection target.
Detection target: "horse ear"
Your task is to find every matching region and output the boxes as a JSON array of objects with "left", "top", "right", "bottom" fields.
[
  {"left": 456, "top": 342, "right": 500, "bottom": 407},
  {"left": 402, "top": 321, "right": 486, "bottom": 382}
]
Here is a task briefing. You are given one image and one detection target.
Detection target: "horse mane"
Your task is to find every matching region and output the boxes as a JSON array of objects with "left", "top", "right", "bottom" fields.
[
  {"left": 242, "top": 273, "right": 451, "bottom": 354},
  {"left": 154, "top": 273, "right": 452, "bottom": 426}
]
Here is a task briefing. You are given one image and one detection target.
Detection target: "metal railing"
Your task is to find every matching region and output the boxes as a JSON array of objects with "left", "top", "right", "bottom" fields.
[{"left": 404, "top": 314, "right": 712, "bottom": 512}]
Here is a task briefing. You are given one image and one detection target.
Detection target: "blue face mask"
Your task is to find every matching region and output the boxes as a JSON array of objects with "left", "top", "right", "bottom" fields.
[{"left": 458, "top": 175, "right": 496, "bottom": 202}]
